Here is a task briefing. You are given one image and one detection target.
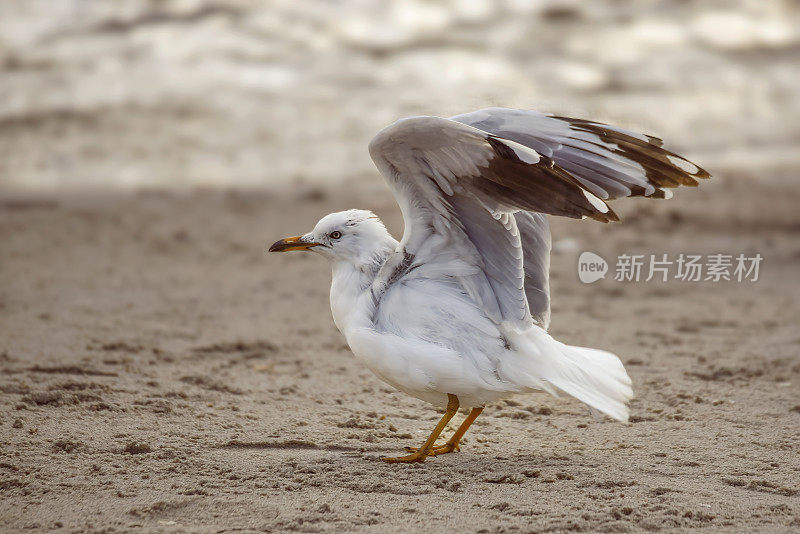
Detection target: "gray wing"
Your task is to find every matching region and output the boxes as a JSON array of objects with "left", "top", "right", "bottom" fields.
[
  {"left": 368, "top": 116, "right": 616, "bottom": 332},
  {"left": 368, "top": 113, "right": 708, "bottom": 332},
  {"left": 515, "top": 211, "right": 551, "bottom": 330},
  {"left": 450, "top": 107, "right": 710, "bottom": 200}
]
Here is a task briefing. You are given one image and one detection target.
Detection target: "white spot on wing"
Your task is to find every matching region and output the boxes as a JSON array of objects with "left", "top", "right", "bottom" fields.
[
  {"left": 582, "top": 190, "right": 609, "bottom": 213},
  {"left": 500, "top": 139, "right": 541, "bottom": 164},
  {"left": 667, "top": 154, "right": 698, "bottom": 173}
]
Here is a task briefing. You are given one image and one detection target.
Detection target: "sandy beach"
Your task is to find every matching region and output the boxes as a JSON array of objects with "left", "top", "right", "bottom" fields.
[{"left": 1, "top": 175, "right": 799, "bottom": 532}]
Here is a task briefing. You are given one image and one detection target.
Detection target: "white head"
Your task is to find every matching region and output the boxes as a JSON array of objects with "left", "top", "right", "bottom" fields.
[{"left": 269, "top": 209, "right": 395, "bottom": 265}]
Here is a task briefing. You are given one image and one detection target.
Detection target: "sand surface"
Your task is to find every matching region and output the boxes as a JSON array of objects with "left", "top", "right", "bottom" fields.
[{"left": 1, "top": 176, "right": 799, "bottom": 533}]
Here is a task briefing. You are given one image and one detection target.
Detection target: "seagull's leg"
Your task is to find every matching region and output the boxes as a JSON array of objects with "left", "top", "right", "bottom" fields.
[
  {"left": 434, "top": 406, "right": 484, "bottom": 455},
  {"left": 404, "top": 406, "right": 484, "bottom": 456},
  {"left": 381, "top": 394, "right": 459, "bottom": 463}
]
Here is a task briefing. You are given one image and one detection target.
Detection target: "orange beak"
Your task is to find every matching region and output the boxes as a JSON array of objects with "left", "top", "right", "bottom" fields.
[{"left": 268, "top": 235, "right": 320, "bottom": 253}]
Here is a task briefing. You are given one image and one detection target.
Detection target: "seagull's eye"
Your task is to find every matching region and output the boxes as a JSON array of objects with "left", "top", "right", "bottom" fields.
[{"left": 329, "top": 231, "right": 342, "bottom": 240}]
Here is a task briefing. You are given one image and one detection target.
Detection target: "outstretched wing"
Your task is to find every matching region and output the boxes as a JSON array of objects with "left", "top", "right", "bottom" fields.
[
  {"left": 368, "top": 112, "right": 709, "bottom": 331},
  {"left": 368, "top": 116, "right": 615, "bottom": 331},
  {"left": 450, "top": 107, "right": 710, "bottom": 200}
]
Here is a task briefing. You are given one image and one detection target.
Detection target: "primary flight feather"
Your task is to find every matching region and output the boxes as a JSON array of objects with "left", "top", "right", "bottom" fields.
[{"left": 269, "top": 108, "right": 709, "bottom": 463}]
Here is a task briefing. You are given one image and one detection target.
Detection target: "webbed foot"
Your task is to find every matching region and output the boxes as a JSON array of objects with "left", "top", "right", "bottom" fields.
[{"left": 403, "top": 442, "right": 460, "bottom": 456}]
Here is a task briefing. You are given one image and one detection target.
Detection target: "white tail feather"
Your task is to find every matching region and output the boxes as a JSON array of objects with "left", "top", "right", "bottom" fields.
[{"left": 501, "top": 329, "right": 633, "bottom": 421}]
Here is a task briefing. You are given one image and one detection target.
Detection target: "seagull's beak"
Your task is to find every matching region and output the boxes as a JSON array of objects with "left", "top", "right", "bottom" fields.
[{"left": 268, "top": 235, "right": 320, "bottom": 253}]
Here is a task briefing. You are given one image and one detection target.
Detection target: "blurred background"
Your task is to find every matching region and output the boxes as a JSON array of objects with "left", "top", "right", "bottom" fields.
[{"left": 1, "top": 0, "right": 799, "bottom": 192}]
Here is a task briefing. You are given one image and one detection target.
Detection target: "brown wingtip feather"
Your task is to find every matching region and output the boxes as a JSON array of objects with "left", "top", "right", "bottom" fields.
[
  {"left": 557, "top": 117, "right": 712, "bottom": 193},
  {"left": 589, "top": 205, "right": 620, "bottom": 223}
]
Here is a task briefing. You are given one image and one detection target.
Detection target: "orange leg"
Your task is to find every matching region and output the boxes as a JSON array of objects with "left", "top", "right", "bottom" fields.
[
  {"left": 382, "top": 394, "right": 459, "bottom": 463},
  {"left": 404, "top": 406, "right": 484, "bottom": 456}
]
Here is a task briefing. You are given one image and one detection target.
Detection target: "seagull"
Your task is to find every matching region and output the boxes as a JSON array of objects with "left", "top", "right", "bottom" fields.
[{"left": 269, "top": 108, "right": 709, "bottom": 463}]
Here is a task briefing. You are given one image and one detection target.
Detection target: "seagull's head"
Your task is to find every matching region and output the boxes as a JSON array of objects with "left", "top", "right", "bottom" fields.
[{"left": 269, "top": 209, "right": 394, "bottom": 264}]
